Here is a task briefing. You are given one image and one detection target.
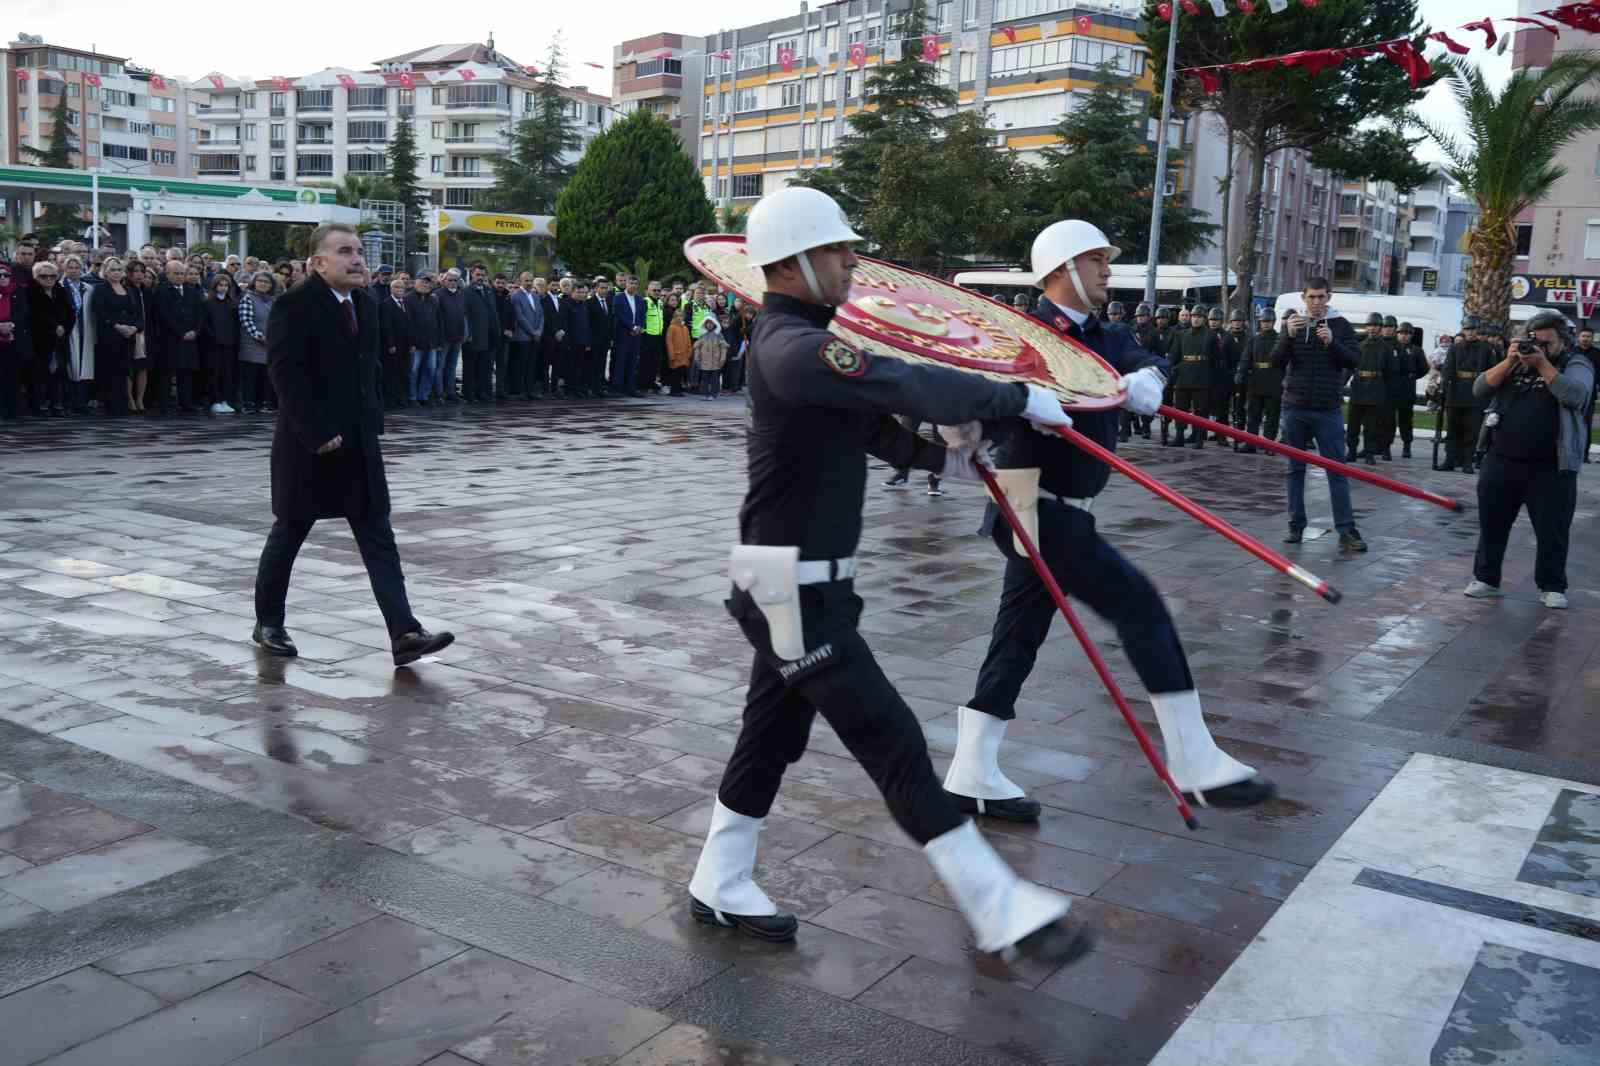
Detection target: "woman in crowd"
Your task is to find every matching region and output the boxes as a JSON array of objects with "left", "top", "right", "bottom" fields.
[
  {"left": 200, "top": 273, "right": 239, "bottom": 415},
  {"left": 273, "top": 261, "right": 294, "bottom": 292},
  {"left": 0, "top": 262, "right": 25, "bottom": 420},
  {"left": 30, "top": 259, "right": 73, "bottom": 417},
  {"left": 237, "top": 271, "right": 276, "bottom": 413},
  {"left": 92, "top": 257, "right": 143, "bottom": 417}
]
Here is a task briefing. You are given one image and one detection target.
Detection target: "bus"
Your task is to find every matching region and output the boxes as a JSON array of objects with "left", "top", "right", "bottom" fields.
[{"left": 952, "top": 264, "right": 1236, "bottom": 310}]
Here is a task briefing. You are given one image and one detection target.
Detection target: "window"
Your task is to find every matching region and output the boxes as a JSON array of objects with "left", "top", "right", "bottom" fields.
[
  {"left": 988, "top": 95, "right": 1067, "bottom": 130},
  {"left": 736, "top": 88, "right": 760, "bottom": 112},
  {"left": 444, "top": 187, "right": 481, "bottom": 207},
  {"left": 270, "top": 155, "right": 286, "bottom": 180},
  {"left": 808, "top": 29, "right": 822, "bottom": 57},
  {"left": 17, "top": 108, "right": 26, "bottom": 124},
  {"left": 347, "top": 153, "right": 387, "bottom": 173},
  {"left": 822, "top": 74, "right": 836, "bottom": 99},
  {"left": 987, "top": 38, "right": 1146, "bottom": 79},
  {"left": 152, "top": 96, "right": 174, "bottom": 113},
  {"left": 348, "top": 120, "right": 387, "bottom": 143},
  {"left": 397, "top": 89, "right": 414, "bottom": 112},
  {"left": 86, "top": 141, "right": 99, "bottom": 156},
  {"left": 347, "top": 86, "right": 386, "bottom": 110},
  {"left": 430, "top": 155, "right": 443, "bottom": 173},
  {"left": 270, "top": 123, "right": 285, "bottom": 147},
  {"left": 772, "top": 38, "right": 799, "bottom": 65},
  {"left": 128, "top": 120, "right": 153, "bottom": 134},
  {"left": 635, "top": 58, "right": 683, "bottom": 76},
  {"left": 844, "top": 73, "right": 857, "bottom": 99},
  {"left": 964, "top": 0, "right": 978, "bottom": 25},
  {"left": 937, "top": 1, "right": 954, "bottom": 30},
  {"left": 243, "top": 123, "right": 257, "bottom": 141},
  {"left": 152, "top": 149, "right": 176, "bottom": 165},
  {"left": 450, "top": 157, "right": 481, "bottom": 176},
  {"left": 296, "top": 89, "right": 333, "bottom": 111},
  {"left": 867, "top": 22, "right": 882, "bottom": 44},
  {"left": 732, "top": 173, "right": 763, "bottom": 198},
  {"left": 446, "top": 84, "right": 505, "bottom": 108},
  {"left": 1514, "top": 223, "right": 1532, "bottom": 257},
  {"left": 85, "top": 83, "right": 97, "bottom": 100},
  {"left": 738, "top": 44, "right": 767, "bottom": 70},
  {"left": 432, "top": 87, "right": 446, "bottom": 106},
  {"left": 87, "top": 114, "right": 98, "bottom": 129},
  {"left": 193, "top": 149, "right": 237, "bottom": 171},
  {"left": 64, "top": 108, "right": 80, "bottom": 127},
  {"left": 269, "top": 92, "right": 285, "bottom": 116},
  {"left": 244, "top": 155, "right": 256, "bottom": 171},
  {"left": 297, "top": 123, "right": 332, "bottom": 143},
  {"left": 716, "top": 90, "right": 730, "bottom": 116},
  {"left": 296, "top": 152, "right": 333, "bottom": 176},
  {"left": 779, "top": 81, "right": 802, "bottom": 107},
  {"left": 153, "top": 123, "right": 176, "bottom": 139},
  {"left": 66, "top": 82, "right": 79, "bottom": 97},
  {"left": 821, "top": 120, "right": 836, "bottom": 150},
  {"left": 242, "top": 92, "right": 257, "bottom": 109},
  {"left": 1578, "top": 220, "right": 1600, "bottom": 259}
]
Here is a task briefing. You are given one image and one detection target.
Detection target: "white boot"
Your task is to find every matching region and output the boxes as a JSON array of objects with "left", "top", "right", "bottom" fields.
[
  {"left": 688, "top": 799, "right": 797, "bottom": 941},
  {"left": 924, "top": 820, "right": 1070, "bottom": 953},
  {"left": 1149, "top": 689, "right": 1259, "bottom": 802},
  {"left": 943, "top": 706, "right": 1025, "bottom": 801}
]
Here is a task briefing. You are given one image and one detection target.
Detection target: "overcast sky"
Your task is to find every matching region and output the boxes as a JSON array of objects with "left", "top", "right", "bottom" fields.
[{"left": 10, "top": 0, "right": 1516, "bottom": 160}]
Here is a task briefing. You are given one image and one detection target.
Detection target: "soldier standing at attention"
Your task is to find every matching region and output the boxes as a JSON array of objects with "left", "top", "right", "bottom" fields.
[
  {"left": 1441, "top": 315, "right": 1494, "bottom": 473},
  {"left": 1348, "top": 313, "right": 1390, "bottom": 465},
  {"left": 1236, "top": 307, "right": 1283, "bottom": 452},
  {"left": 1218, "top": 308, "right": 1247, "bottom": 441},
  {"left": 1167, "top": 304, "right": 1219, "bottom": 449},
  {"left": 1385, "top": 322, "right": 1429, "bottom": 459}
]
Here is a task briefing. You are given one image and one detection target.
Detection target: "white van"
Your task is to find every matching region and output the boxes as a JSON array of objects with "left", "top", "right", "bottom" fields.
[{"left": 1268, "top": 292, "right": 1546, "bottom": 349}]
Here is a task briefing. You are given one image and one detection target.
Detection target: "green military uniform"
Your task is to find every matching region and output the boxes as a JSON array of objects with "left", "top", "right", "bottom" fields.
[
  {"left": 1347, "top": 321, "right": 1390, "bottom": 462},
  {"left": 1440, "top": 322, "right": 1494, "bottom": 472},
  {"left": 1237, "top": 313, "right": 1283, "bottom": 448},
  {"left": 1168, "top": 315, "right": 1218, "bottom": 448}
]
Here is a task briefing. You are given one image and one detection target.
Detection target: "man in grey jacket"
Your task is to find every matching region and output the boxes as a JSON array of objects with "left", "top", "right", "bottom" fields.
[
  {"left": 1465, "top": 309, "right": 1595, "bottom": 609},
  {"left": 434, "top": 268, "right": 468, "bottom": 403}
]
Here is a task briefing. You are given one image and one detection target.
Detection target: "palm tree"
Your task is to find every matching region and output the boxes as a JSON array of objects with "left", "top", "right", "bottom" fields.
[{"left": 1417, "top": 53, "right": 1600, "bottom": 325}]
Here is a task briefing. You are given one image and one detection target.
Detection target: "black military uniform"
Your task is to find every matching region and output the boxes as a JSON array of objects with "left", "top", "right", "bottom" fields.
[
  {"left": 1442, "top": 319, "right": 1494, "bottom": 472},
  {"left": 720, "top": 291, "right": 1029, "bottom": 862},
  {"left": 1236, "top": 310, "right": 1283, "bottom": 450},
  {"left": 1347, "top": 313, "right": 1389, "bottom": 463},
  {"left": 1217, "top": 309, "right": 1247, "bottom": 438},
  {"left": 1168, "top": 309, "right": 1219, "bottom": 448},
  {"left": 1123, "top": 302, "right": 1157, "bottom": 440},
  {"left": 1384, "top": 322, "right": 1429, "bottom": 458},
  {"left": 1154, "top": 307, "right": 1177, "bottom": 444}
]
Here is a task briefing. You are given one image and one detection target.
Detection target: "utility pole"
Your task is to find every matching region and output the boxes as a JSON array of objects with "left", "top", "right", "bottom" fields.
[{"left": 1143, "top": 5, "right": 1181, "bottom": 307}]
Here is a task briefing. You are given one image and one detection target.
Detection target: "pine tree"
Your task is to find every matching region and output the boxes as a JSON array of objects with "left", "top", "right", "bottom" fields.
[
  {"left": 385, "top": 113, "right": 425, "bottom": 264},
  {"left": 486, "top": 37, "right": 583, "bottom": 214},
  {"left": 21, "top": 95, "right": 83, "bottom": 245},
  {"left": 553, "top": 110, "right": 714, "bottom": 277},
  {"left": 1031, "top": 67, "right": 1217, "bottom": 264}
]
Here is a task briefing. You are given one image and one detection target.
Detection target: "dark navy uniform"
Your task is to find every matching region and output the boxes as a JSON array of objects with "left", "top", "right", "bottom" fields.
[
  {"left": 721, "top": 292, "right": 1029, "bottom": 844},
  {"left": 1384, "top": 339, "right": 1428, "bottom": 455},
  {"left": 1238, "top": 326, "right": 1283, "bottom": 442},
  {"left": 1442, "top": 336, "right": 1494, "bottom": 470},
  {"left": 1347, "top": 334, "right": 1389, "bottom": 460},
  {"left": 965, "top": 299, "right": 1194, "bottom": 723},
  {"left": 1169, "top": 323, "right": 1220, "bottom": 447}
]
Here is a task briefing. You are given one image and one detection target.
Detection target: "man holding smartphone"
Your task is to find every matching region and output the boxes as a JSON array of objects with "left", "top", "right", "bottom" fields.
[
  {"left": 1464, "top": 310, "right": 1594, "bottom": 609},
  {"left": 1273, "top": 279, "right": 1366, "bottom": 551}
]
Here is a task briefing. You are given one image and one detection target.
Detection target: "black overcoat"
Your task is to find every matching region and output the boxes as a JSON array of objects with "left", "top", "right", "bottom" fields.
[{"left": 266, "top": 272, "right": 389, "bottom": 522}]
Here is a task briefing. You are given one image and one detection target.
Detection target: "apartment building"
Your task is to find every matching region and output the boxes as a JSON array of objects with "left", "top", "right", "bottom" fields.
[
  {"left": 185, "top": 41, "right": 612, "bottom": 209},
  {"left": 1332, "top": 177, "right": 1406, "bottom": 294},
  {"left": 673, "top": 0, "right": 1150, "bottom": 204},
  {"left": 1401, "top": 167, "right": 1478, "bottom": 298},
  {"left": 612, "top": 33, "right": 707, "bottom": 157},
  {"left": 3, "top": 35, "right": 189, "bottom": 178},
  {"left": 1185, "top": 113, "right": 1339, "bottom": 300}
]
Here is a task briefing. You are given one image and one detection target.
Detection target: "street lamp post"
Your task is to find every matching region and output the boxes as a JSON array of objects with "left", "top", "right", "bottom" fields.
[{"left": 1144, "top": 4, "right": 1182, "bottom": 308}]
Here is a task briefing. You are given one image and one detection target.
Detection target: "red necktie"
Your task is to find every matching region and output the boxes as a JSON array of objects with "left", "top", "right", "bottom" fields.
[{"left": 343, "top": 299, "right": 357, "bottom": 337}]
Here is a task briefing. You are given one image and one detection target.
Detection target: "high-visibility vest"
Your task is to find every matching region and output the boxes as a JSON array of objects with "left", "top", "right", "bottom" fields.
[
  {"left": 643, "top": 297, "right": 664, "bottom": 336},
  {"left": 691, "top": 303, "right": 714, "bottom": 339}
]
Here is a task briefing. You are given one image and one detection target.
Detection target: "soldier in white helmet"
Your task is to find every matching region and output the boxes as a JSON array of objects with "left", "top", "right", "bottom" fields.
[
  {"left": 687, "top": 186, "right": 1088, "bottom": 961},
  {"left": 942, "top": 219, "right": 1277, "bottom": 823}
]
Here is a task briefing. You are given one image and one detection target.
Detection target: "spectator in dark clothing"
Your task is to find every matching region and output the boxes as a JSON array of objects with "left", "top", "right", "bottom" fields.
[
  {"left": 587, "top": 278, "right": 614, "bottom": 397},
  {"left": 153, "top": 259, "right": 204, "bottom": 415},
  {"left": 92, "top": 257, "right": 142, "bottom": 416},
  {"left": 199, "top": 273, "right": 240, "bottom": 415},
  {"left": 559, "top": 281, "right": 592, "bottom": 398},
  {"left": 492, "top": 274, "right": 516, "bottom": 401},
  {"left": 509, "top": 273, "right": 544, "bottom": 400},
  {"left": 536, "top": 279, "right": 559, "bottom": 397},
  {"left": 377, "top": 277, "right": 412, "bottom": 409},
  {"left": 434, "top": 269, "right": 468, "bottom": 402},
  {"left": 29, "top": 259, "right": 74, "bottom": 416},
  {"left": 462, "top": 265, "right": 498, "bottom": 403},
  {"left": 404, "top": 276, "right": 445, "bottom": 405},
  {"left": 0, "top": 261, "right": 32, "bottom": 420}
]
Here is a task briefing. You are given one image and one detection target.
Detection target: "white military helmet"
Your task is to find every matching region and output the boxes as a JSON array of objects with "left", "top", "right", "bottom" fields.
[
  {"left": 745, "top": 186, "right": 862, "bottom": 304},
  {"left": 1030, "top": 220, "right": 1120, "bottom": 308}
]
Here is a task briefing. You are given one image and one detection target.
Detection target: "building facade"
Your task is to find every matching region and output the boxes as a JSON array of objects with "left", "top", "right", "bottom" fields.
[
  {"left": 611, "top": 33, "right": 707, "bottom": 157},
  {"left": 1402, "top": 167, "right": 1478, "bottom": 298},
  {"left": 664, "top": 0, "right": 1150, "bottom": 205},
  {"left": 1332, "top": 177, "right": 1406, "bottom": 294}
]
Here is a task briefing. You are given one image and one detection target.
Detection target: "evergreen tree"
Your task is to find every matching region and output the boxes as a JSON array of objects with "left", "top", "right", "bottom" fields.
[
  {"left": 385, "top": 114, "right": 426, "bottom": 264},
  {"left": 21, "top": 95, "right": 83, "bottom": 245},
  {"left": 1031, "top": 67, "right": 1216, "bottom": 265},
  {"left": 554, "top": 110, "right": 714, "bottom": 277},
  {"left": 486, "top": 37, "right": 583, "bottom": 214},
  {"left": 795, "top": 0, "right": 1017, "bottom": 269}
]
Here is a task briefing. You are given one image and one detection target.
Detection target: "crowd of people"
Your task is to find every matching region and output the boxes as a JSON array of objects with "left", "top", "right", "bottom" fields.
[{"left": 0, "top": 233, "right": 756, "bottom": 421}]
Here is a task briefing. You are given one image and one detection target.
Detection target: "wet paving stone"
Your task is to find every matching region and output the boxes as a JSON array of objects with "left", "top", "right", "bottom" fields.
[
  {"left": 0, "top": 966, "right": 164, "bottom": 1066},
  {"left": 0, "top": 403, "right": 1595, "bottom": 1064}
]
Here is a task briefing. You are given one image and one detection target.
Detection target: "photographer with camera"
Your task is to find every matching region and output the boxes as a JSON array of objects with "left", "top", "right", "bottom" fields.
[{"left": 1464, "top": 310, "right": 1594, "bottom": 609}]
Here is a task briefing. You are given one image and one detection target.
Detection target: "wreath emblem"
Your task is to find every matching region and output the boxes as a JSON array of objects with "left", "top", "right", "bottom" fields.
[{"left": 820, "top": 339, "right": 867, "bottom": 377}]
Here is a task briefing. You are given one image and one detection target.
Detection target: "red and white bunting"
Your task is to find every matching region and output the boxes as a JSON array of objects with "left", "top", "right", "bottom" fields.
[
  {"left": 1076, "top": 15, "right": 1093, "bottom": 34},
  {"left": 848, "top": 42, "right": 867, "bottom": 69},
  {"left": 398, "top": 72, "right": 415, "bottom": 89},
  {"left": 84, "top": 72, "right": 101, "bottom": 87},
  {"left": 150, "top": 74, "right": 166, "bottom": 90},
  {"left": 1002, "top": 26, "right": 1019, "bottom": 43},
  {"left": 458, "top": 67, "right": 477, "bottom": 82},
  {"left": 336, "top": 73, "right": 356, "bottom": 89},
  {"left": 921, "top": 35, "right": 940, "bottom": 61},
  {"left": 14, "top": 68, "right": 27, "bottom": 81},
  {"left": 207, "top": 74, "right": 225, "bottom": 90},
  {"left": 778, "top": 45, "right": 796, "bottom": 72}
]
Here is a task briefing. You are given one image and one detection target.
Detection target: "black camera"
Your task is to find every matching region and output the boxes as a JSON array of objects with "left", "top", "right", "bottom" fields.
[{"left": 1515, "top": 339, "right": 1541, "bottom": 356}]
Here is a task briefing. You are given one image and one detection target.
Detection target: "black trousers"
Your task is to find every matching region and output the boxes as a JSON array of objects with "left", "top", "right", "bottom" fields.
[
  {"left": 497, "top": 338, "right": 516, "bottom": 397},
  {"left": 970, "top": 499, "right": 1192, "bottom": 720},
  {"left": 1347, "top": 402, "right": 1382, "bottom": 456},
  {"left": 0, "top": 351, "right": 21, "bottom": 418},
  {"left": 1473, "top": 453, "right": 1577, "bottom": 593},
  {"left": 254, "top": 511, "right": 420, "bottom": 638},
  {"left": 462, "top": 346, "right": 492, "bottom": 400},
  {"left": 1388, "top": 394, "right": 1416, "bottom": 446},
  {"left": 1210, "top": 385, "right": 1234, "bottom": 435},
  {"left": 207, "top": 343, "right": 235, "bottom": 408},
  {"left": 240, "top": 363, "right": 271, "bottom": 408},
  {"left": 1444, "top": 405, "right": 1481, "bottom": 465},
  {"left": 1172, "top": 387, "right": 1209, "bottom": 442},
  {"left": 380, "top": 357, "right": 405, "bottom": 407},
  {"left": 719, "top": 582, "right": 963, "bottom": 845},
  {"left": 639, "top": 334, "right": 664, "bottom": 390},
  {"left": 587, "top": 347, "right": 609, "bottom": 395},
  {"left": 1245, "top": 395, "right": 1280, "bottom": 440},
  {"left": 535, "top": 334, "right": 556, "bottom": 394}
]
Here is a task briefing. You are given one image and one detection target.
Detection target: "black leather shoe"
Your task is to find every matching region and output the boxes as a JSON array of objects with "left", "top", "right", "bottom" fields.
[
  {"left": 1183, "top": 776, "right": 1278, "bottom": 809},
  {"left": 252, "top": 623, "right": 298, "bottom": 657},
  {"left": 1284, "top": 527, "right": 1304, "bottom": 544},
  {"left": 392, "top": 627, "right": 454, "bottom": 666},
  {"left": 690, "top": 895, "right": 799, "bottom": 942},
  {"left": 1339, "top": 531, "right": 1368, "bottom": 552},
  {"left": 948, "top": 791, "right": 1041, "bottom": 823}
]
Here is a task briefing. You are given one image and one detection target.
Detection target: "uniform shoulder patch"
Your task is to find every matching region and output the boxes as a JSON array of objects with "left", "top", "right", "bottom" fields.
[{"left": 820, "top": 338, "right": 868, "bottom": 378}]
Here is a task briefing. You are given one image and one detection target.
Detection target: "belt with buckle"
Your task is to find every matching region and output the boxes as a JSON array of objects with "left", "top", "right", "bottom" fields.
[
  {"left": 1052, "top": 496, "right": 1093, "bottom": 512},
  {"left": 795, "top": 557, "right": 857, "bottom": 584}
]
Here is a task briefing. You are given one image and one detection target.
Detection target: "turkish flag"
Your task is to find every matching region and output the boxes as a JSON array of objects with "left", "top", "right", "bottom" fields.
[
  {"left": 1462, "top": 18, "right": 1496, "bottom": 49},
  {"left": 336, "top": 74, "right": 356, "bottom": 89},
  {"left": 1193, "top": 69, "right": 1221, "bottom": 94},
  {"left": 1003, "top": 26, "right": 1018, "bottom": 43},
  {"left": 1156, "top": 3, "right": 1172, "bottom": 19},
  {"left": 712, "top": 50, "right": 732, "bottom": 60},
  {"left": 399, "top": 72, "right": 415, "bottom": 89},
  {"left": 1076, "top": 16, "right": 1092, "bottom": 34},
  {"left": 778, "top": 46, "right": 796, "bottom": 72},
  {"left": 14, "top": 69, "right": 27, "bottom": 81},
  {"left": 921, "top": 35, "right": 939, "bottom": 62},
  {"left": 150, "top": 74, "right": 166, "bottom": 90},
  {"left": 654, "top": 50, "right": 673, "bottom": 60},
  {"left": 458, "top": 67, "right": 477, "bottom": 81},
  {"left": 271, "top": 76, "right": 290, "bottom": 91},
  {"left": 84, "top": 72, "right": 101, "bottom": 87},
  {"left": 1238, "top": 0, "right": 1256, "bottom": 11},
  {"left": 1426, "top": 31, "right": 1470, "bottom": 55},
  {"left": 1379, "top": 40, "right": 1431, "bottom": 88},
  {"left": 207, "top": 74, "right": 225, "bottom": 90},
  {"left": 1181, "top": 0, "right": 1200, "bottom": 15},
  {"left": 849, "top": 42, "right": 867, "bottom": 69},
  {"left": 1506, "top": 17, "right": 1560, "bottom": 38}
]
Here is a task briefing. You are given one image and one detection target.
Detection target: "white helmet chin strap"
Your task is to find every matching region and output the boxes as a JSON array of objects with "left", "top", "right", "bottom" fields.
[
  {"left": 796, "top": 250, "right": 828, "bottom": 305},
  {"left": 1063, "top": 258, "right": 1094, "bottom": 310}
]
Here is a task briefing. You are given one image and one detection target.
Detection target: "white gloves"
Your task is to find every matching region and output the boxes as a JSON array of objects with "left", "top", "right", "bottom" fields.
[
  {"left": 1120, "top": 367, "right": 1166, "bottom": 416},
  {"left": 942, "top": 440, "right": 995, "bottom": 483},
  {"left": 1023, "top": 383, "right": 1074, "bottom": 435}
]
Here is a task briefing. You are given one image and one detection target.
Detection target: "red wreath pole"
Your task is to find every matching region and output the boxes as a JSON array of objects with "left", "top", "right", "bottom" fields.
[
  {"left": 978, "top": 466, "right": 1198, "bottom": 831},
  {"left": 1158, "top": 405, "right": 1465, "bottom": 513},
  {"left": 1055, "top": 425, "right": 1343, "bottom": 604}
]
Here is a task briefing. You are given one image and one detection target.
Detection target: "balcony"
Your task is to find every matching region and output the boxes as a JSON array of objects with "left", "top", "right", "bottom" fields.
[
  {"left": 1411, "top": 187, "right": 1443, "bottom": 210},
  {"left": 270, "top": 106, "right": 286, "bottom": 117},
  {"left": 443, "top": 169, "right": 492, "bottom": 179},
  {"left": 444, "top": 99, "right": 511, "bottom": 112},
  {"left": 347, "top": 136, "right": 388, "bottom": 145},
  {"left": 269, "top": 139, "right": 286, "bottom": 149},
  {"left": 444, "top": 138, "right": 509, "bottom": 152},
  {"left": 196, "top": 138, "right": 241, "bottom": 149},
  {"left": 297, "top": 137, "right": 334, "bottom": 146},
  {"left": 196, "top": 166, "right": 241, "bottom": 176},
  {"left": 1407, "top": 250, "right": 1439, "bottom": 270},
  {"left": 296, "top": 166, "right": 334, "bottom": 178},
  {"left": 1408, "top": 219, "right": 1437, "bottom": 240},
  {"left": 195, "top": 106, "right": 241, "bottom": 120}
]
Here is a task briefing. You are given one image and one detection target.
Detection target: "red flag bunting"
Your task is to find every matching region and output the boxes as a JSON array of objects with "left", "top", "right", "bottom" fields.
[
  {"left": 458, "top": 67, "right": 477, "bottom": 81},
  {"left": 336, "top": 73, "right": 356, "bottom": 89},
  {"left": 1075, "top": 16, "right": 1092, "bottom": 34},
  {"left": 921, "top": 35, "right": 939, "bottom": 62},
  {"left": 583, "top": 61, "right": 606, "bottom": 69},
  {"left": 1542, "top": 4, "right": 1600, "bottom": 34},
  {"left": 1180, "top": 0, "right": 1199, "bottom": 14},
  {"left": 1379, "top": 40, "right": 1431, "bottom": 88},
  {"left": 778, "top": 46, "right": 796, "bottom": 72},
  {"left": 1002, "top": 26, "right": 1018, "bottom": 43},
  {"left": 1426, "top": 30, "right": 1471, "bottom": 55},
  {"left": 271, "top": 76, "right": 290, "bottom": 91},
  {"left": 712, "top": 50, "right": 732, "bottom": 60},
  {"left": 848, "top": 42, "right": 867, "bottom": 69},
  {"left": 399, "top": 72, "right": 415, "bottom": 89},
  {"left": 14, "top": 68, "right": 27, "bottom": 81},
  {"left": 1300, "top": 0, "right": 1319, "bottom": 7},
  {"left": 654, "top": 51, "right": 672, "bottom": 60},
  {"left": 1238, "top": 0, "right": 1256, "bottom": 13},
  {"left": 1461, "top": 18, "right": 1497, "bottom": 49},
  {"left": 1192, "top": 69, "right": 1222, "bottom": 94},
  {"left": 1505, "top": 17, "right": 1560, "bottom": 37},
  {"left": 207, "top": 74, "right": 225, "bottom": 89},
  {"left": 150, "top": 74, "right": 166, "bottom": 90},
  {"left": 1156, "top": 2, "right": 1173, "bottom": 18},
  {"left": 84, "top": 72, "right": 101, "bottom": 87}
]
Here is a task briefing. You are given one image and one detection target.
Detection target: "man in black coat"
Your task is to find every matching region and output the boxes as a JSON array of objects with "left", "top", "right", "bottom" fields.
[
  {"left": 559, "top": 280, "right": 592, "bottom": 398},
  {"left": 251, "top": 224, "right": 453, "bottom": 667},
  {"left": 462, "top": 264, "right": 499, "bottom": 403},
  {"left": 492, "top": 274, "right": 516, "bottom": 400},
  {"left": 154, "top": 259, "right": 204, "bottom": 415},
  {"left": 377, "top": 276, "right": 412, "bottom": 409},
  {"left": 586, "top": 277, "right": 614, "bottom": 397},
  {"left": 537, "top": 280, "right": 560, "bottom": 397}
]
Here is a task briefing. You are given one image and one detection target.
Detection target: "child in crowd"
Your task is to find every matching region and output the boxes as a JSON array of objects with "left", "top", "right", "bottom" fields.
[
  {"left": 694, "top": 317, "right": 728, "bottom": 400},
  {"left": 665, "top": 308, "right": 692, "bottom": 396}
]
